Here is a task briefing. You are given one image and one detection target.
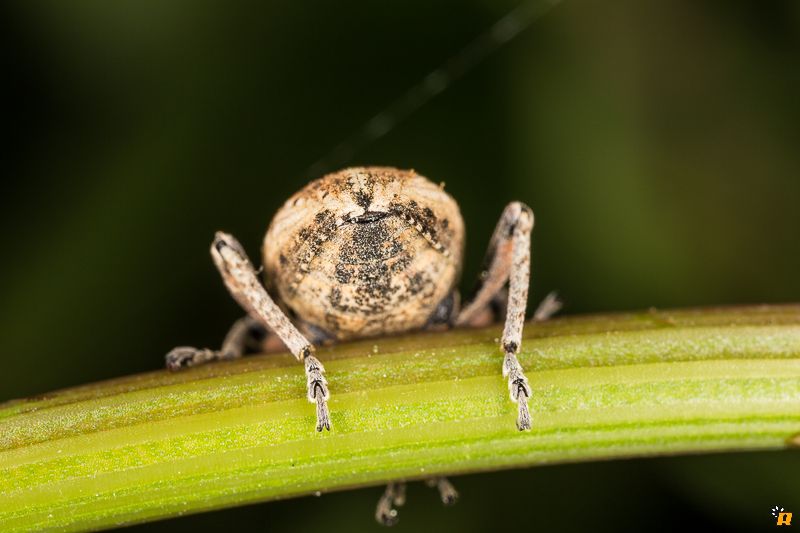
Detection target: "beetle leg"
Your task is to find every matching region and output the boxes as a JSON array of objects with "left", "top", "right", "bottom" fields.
[
  {"left": 533, "top": 290, "right": 561, "bottom": 322},
  {"left": 165, "top": 316, "right": 266, "bottom": 369},
  {"left": 199, "top": 231, "right": 331, "bottom": 431},
  {"left": 373, "top": 476, "right": 458, "bottom": 526},
  {"left": 166, "top": 232, "right": 331, "bottom": 431},
  {"left": 210, "top": 231, "right": 331, "bottom": 431},
  {"left": 425, "top": 477, "right": 459, "bottom": 505},
  {"left": 456, "top": 202, "right": 534, "bottom": 430},
  {"left": 375, "top": 482, "right": 406, "bottom": 526}
]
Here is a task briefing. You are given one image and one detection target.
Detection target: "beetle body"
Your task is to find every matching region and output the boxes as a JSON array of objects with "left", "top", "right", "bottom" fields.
[
  {"left": 168, "top": 164, "right": 540, "bottom": 484},
  {"left": 263, "top": 167, "right": 465, "bottom": 340},
  {"left": 169, "top": 166, "right": 541, "bottom": 520}
]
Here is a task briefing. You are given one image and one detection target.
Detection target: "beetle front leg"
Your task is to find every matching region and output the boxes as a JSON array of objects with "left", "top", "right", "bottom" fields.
[
  {"left": 211, "top": 231, "right": 331, "bottom": 431},
  {"left": 501, "top": 202, "right": 533, "bottom": 430},
  {"left": 456, "top": 202, "right": 534, "bottom": 430}
]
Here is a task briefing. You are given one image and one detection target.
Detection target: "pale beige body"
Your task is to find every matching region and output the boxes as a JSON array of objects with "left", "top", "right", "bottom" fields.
[{"left": 264, "top": 168, "right": 464, "bottom": 339}]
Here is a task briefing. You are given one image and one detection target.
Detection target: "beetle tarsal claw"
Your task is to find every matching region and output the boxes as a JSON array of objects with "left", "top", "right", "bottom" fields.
[
  {"left": 315, "top": 396, "right": 331, "bottom": 432},
  {"left": 165, "top": 346, "right": 216, "bottom": 370},
  {"left": 503, "top": 352, "right": 532, "bottom": 431},
  {"left": 516, "top": 396, "right": 532, "bottom": 431},
  {"left": 305, "top": 355, "right": 331, "bottom": 431}
]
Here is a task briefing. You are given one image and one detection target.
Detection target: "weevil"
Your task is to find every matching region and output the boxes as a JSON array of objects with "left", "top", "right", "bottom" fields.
[{"left": 167, "top": 167, "right": 558, "bottom": 524}]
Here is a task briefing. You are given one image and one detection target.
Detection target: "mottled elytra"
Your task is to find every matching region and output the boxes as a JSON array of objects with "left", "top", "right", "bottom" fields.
[
  {"left": 264, "top": 168, "right": 465, "bottom": 339},
  {"left": 166, "top": 166, "right": 553, "bottom": 524}
]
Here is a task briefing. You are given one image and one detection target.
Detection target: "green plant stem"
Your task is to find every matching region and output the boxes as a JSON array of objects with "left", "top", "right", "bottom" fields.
[{"left": 1, "top": 305, "right": 800, "bottom": 531}]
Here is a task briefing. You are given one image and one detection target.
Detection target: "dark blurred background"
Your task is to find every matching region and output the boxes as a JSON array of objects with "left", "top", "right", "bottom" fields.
[{"left": 2, "top": 0, "right": 799, "bottom": 531}]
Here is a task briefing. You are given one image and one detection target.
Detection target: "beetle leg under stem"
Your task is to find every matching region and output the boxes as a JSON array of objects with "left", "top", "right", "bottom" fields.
[
  {"left": 375, "top": 482, "right": 406, "bottom": 526},
  {"left": 456, "top": 202, "right": 534, "bottom": 431},
  {"left": 425, "top": 477, "right": 459, "bottom": 505}
]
